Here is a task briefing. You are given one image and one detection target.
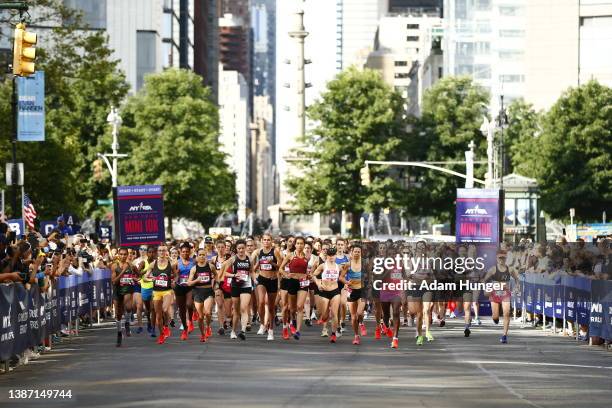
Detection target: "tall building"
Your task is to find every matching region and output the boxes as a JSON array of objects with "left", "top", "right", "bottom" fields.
[
  {"left": 194, "top": 0, "right": 220, "bottom": 101},
  {"left": 443, "top": 0, "right": 527, "bottom": 112},
  {"left": 219, "top": 68, "right": 251, "bottom": 223},
  {"left": 524, "top": 0, "right": 612, "bottom": 110},
  {"left": 251, "top": 96, "right": 275, "bottom": 221}
]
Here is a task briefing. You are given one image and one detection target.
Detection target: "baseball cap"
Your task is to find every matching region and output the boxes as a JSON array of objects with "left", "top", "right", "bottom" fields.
[
  {"left": 57, "top": 215, "right": 65, "bottom": 222},
  {"left": 204, "top": 236, "right": 213, "bottom": 244}
]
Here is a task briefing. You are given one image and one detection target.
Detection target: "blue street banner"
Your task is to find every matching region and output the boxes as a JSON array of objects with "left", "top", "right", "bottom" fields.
[
  {"left": 456, "top": 189, "right": 502, "bottom": 244},
  {"left": 17, "top": 71, "right": 45, "bottom": 142},
  {"left": 7, "top": 218, "right": 25, "bottom": 237},
  {"left": 589, "top": 280, "right": 612, "bottom": 341},
  {"left": 115, "top": 185, "right": 165, "bottom": 246}
]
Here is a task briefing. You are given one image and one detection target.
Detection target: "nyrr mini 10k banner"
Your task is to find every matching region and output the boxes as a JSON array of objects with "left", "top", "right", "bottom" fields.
[
  {"left": 114, "top": 185, "right": 165, "bottom": 247},
  {"left": 17, "top": 71, "right": 45, "bottom": 142},
  {"left": 456, "top": 188, "right": 502, "bottom": 244}
]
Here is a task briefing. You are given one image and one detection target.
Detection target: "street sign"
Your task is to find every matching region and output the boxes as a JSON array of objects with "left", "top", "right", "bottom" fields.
[{"left": 97, "top": 199, "right": 113, "bottom": 206}]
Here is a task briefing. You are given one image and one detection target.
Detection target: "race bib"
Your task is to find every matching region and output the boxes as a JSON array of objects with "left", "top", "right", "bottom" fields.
[
  {"left": 236, "top": 271, "right": 248, "bottom": 282},
  {"left": 155, "top": 279, "right": 168, "bottom": 288},
  {"left": 322, "top": 271, "right": 339, "bottom": 281},
  {"left": 179, "top": 276, "right": 188, "bottom": 286},
  {"left": 199, "top": 274, "right": 210, "bottom": 283},
  {"left": 391, "top": 272, "right": 402, "bottom": 280},
  {"left": 346, "top": 287, "right": 353, "bottom": 294},
  {"left": 299, "top": 278, "right": 310, "bottom": 288},
  {"left": 120, "top": 277, "right": 133, "bottom": 285},
  {"left": 261, "top": 263, "right": 272, "bottom": 271},
  {"left": 225, "top": 277, "right": 232, "bottom": 286}
]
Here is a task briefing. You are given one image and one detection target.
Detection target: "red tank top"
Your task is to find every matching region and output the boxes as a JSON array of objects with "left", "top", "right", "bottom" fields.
[{"left": 289, "top": 255, "right": 308, "bottom": 274}]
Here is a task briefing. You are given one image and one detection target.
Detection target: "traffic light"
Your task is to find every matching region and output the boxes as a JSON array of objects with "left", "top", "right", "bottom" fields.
[
  {"left": 360, "top": 166, "right": 370, "bottom": 187},
  {"left": 93, "top": 159, "right": 104, "bottom": 181},
  {"left": 12, "top": 22, "right": 37, "bottom": 76}
]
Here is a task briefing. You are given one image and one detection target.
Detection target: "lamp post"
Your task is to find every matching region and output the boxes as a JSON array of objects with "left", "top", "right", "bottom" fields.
[
  {"left": 97, "top": 106, "right": 128, "bottom": 188},
  {"left": 497, "top": 95, "right": 509, "bottom": 191},
  {"left": 480, "top": 116, "right": 495, "bottom": 188}
]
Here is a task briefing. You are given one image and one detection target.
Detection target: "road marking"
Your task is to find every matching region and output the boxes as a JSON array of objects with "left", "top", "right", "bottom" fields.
[
  {"left": 474, "top": 362, "right": 545, "bottom": 408},
  {"left": 460, "top": 360, "right": 612, "bottom": 370}
]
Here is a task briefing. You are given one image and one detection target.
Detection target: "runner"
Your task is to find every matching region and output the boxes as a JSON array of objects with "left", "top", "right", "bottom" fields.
[
  {"left": 175, "top": 242, "right": 195, "bottom": 341},
  {"left": 279, "top": 237, "right": 309, "bottom": 340},
  {"left": 483, "top": 249, "right": 520, "bottom": 343},
  {"left": 253, "top": 233, "right": 281, "bottom": 340},
  {"left": 312, "top": 246, "right": 342, "bottom": 343},
  {"left": 221, "top": 239, "right": 256, "bottom": 340},
  {"left": 379, "top": 244, "right": 405, "bottom": 349},
  {"left": 214, "top": 239, "right": 232, "bottom": 335},
  {"left": 317, "top": 243, "right": 331, "bottom": 337},
  {"left": 279, "top": 235, "right": 295, "bottom": 336},
  {"left": 371, "top": 242, "right": 390, "bottom": 340},
  {"left": 409, "top": 240, "right": 435, "bottom": 345},
  {"left": 304, "top": 241, "right": 319, "bottom": 327},
  {"left": 187, "top": 247, "right": 217, "bottom": 342},
  {"left": 111, "top": 248, "right": 136, "bottom": 347},
  {"left": 343, "top": 244, "right": 367, "bottom": 345},
  {"left": 144, "top": 245, "right": 176, "bottom": 345},
  {"left": 246, "top": 237, "right": 257, "bottom": 331},
  {"left": 335, "top": 238, "right": 350, "bottom": 336},
  {"left": 127, "top": 248, "right": 141, "bottom": 334}
]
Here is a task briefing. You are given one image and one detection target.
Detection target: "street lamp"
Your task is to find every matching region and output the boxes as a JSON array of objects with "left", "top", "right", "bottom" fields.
[
  {"left": 97, "top": 105, "right": 128, "bottom": 188},
  {"left": 480, "top": 116, "right": 495, "bottom": 188}
]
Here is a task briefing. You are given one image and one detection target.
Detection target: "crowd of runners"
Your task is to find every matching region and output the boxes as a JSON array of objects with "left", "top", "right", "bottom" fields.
[{"left": 110, "top": 234, "right": 520, "bottom": 348}]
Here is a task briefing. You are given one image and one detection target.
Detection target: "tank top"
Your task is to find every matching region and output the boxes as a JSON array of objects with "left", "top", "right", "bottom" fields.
[
  {"left": 321, "top": 263, "right": 340, "bottom": 283},
  {"left": 492, "top": 265, "right": 510, "bottom": 282},
  {"left": 193, "top": 263, "right": 213, "bottom": 287},
  {"left": 217, "top": 254, "right": 233, "bottom": 292},
  {"left": 139, "top": 259, "right": 154, "bottom": 289},
  {"left": 232, "top": 256, "right": 252, "bottom": 288},
  {"left": 289, "top": 254, "right": 308, "bottom": 274},
  {"left": 178, "top": 257, "right": 195, "bottom": 286},
  {"left": 335, "top": 254, "right": 349, "bottom": 266},
  {"left": 258, "top": 248, "right": 277, "bottom": 272},
  {"left": 151, "top": 261, "right": 172, "bottom": 291},
  {"left": 346, "top": 262, "right": 362, "bottom": 282},
  {"left": 307, "top": 255, "right": 317, "bottom": 274},
  {"left": 117, "top": 264, "right": 135, "bottom": 287}
]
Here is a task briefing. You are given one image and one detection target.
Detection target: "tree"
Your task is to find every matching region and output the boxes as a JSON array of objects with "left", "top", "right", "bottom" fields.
[
  {"left": 504, "top": 99, "right": 541, "bottom": 175},
  {"left": 286, "top": 67, "right": 409, "bottom": 236},
  {"left": 120, "top": 69, "right": 236, "bottom": 234},
  {"left": 412, "top": 76, "right": 490, "bottom": 223},
  {"left": 0, "top": 0, "right": 129, "bottom": 219},
  {"left": 516, "top": 81, "right": 611, "bottom": 221}
]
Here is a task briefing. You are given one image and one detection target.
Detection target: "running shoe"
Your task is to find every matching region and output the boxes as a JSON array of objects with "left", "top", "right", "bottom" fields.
[
  {"left": 206, "top": 326, "right": 212, "bottom": 338},
  {"left": 449, "top": 311, "right": 456, "bottom": 319},
  {"left": 475, "top": 317, "right": 482, "bottom": 326},
  {"left": 360, "top": 323, "right": 367, "bottom": 337},
  {"left": 493, "top": 318, "right": 500, "bottom": 325},
  {"left": 391, "top": 337, "right": 398, "bottom": 349},
  {"left": 464, "top": 327, "right": 471, "bottom": 337},
  {"left": 290, "top": 324, "right": 297, "bottom": 335},
  {"left": 200, "top": 334, "right": 207, "bottom": 343},
  {"left": 352, "top": 335, "right": 360, "bottom": 345},
  {"left": 305, "top": 319, "right": 312, "bottom": 327},
  {"left": 163, "top": 326, "right": 171, "bottom": 338},
  {"left": 439, "top": 320, "right": 446, "bottom": 328},
  {"left": 321, "top": 327, "right": 329, "bottom": 337},
  {"left": 136, "top": 326, "right": 143, "bottom": 334},
  {"left": 116, "top": 332, "right": 122, "bottom": 347},
  {"left": 150, "top": 331, "right": 156, "bottom": 338},
  {"left": 147, "top": 323, "right": 153, "bottom": 335},
  {"left": 293, "top": 331, "right": 301, "bottom": 340},
  {"left": 402, "top": 319, "right": 408, "bottom": 327},
  {"left": 330, "top": 333, "right": 337, "bottom": 343},
  {"left": 267, "top": 330, "right": 274, "bottom": 341},
  {"left": 187, "top": 321, "right": 195, "bottom": 333},
  {"left": 425, "top": 331, "right": 434, "bottom": 342},
  {"left": 223, "top": 321, "right": 229, "bottom": 330},
  {"left": 170, "top": 319, "right": 176, "bottom": 328},
  {"left": 416, "top": 335, "right": 424, "bottom": 346},
  {"left": 375, "top": 326, "right": 381, "bottom": 340},
  {"left": 385, "top": 327, "right": 393, "bottom": 338},
  {"left": 283, "top": 327, "right": 290, "bottom": 340},
  {"left": 230, "top": 331, "right": 237, "bottom": 339},
  {"left": 257, "top": 325, "right": 266, "bottom": 335},
  {"left": 500, "top": 335, "right": 508, "bottom": 344},
  {"left": 218, "top": 327, "right": 225, "bottom": 336},
  {"left": 180, "top": 330, "right": 188, "bottom": 341},
  {"left": 340, "top": 322, "right": 346, "bottom": 333},
  {"left": 238, "top": 331, "right": 246, "bottom": 340},
  {"left": 337, "top": 330, "right": 342, "bottom": 338},
  {"left": 246, "top": 323, "right": 252, "bottom": 332},
  {"left": 317, "top": 319, "right": 327, "bottom": 325},
  {"left": 192, "top": 311, "right": 199, "bottom": 321},
  {"left": 157, "top": 334, "right": 167, "bottom": 345},
  {"left": 125, "top": 321, "right": 131, "bottom": 337}
]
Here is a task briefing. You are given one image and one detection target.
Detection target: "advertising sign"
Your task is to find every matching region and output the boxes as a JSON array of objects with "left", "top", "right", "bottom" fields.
[
  {"left": 17, "top": 71, "right": 45, "bottom": 142},
  {"left": 456, "top": 189, "right": 502, "bottom": 243},
  {"left": 115, "top": 185, "right": 165, "bottom": 246}
]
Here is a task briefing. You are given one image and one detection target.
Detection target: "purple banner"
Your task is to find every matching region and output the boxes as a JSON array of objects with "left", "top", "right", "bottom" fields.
[
  {"left": 456, "top": 189, "right": 501, "bottom": 244},
  {"left": 115, "top": 185, "right": 165, "bottom": 247}
]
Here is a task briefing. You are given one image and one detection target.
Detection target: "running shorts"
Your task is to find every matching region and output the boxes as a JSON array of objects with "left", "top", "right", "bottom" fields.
[
  {"left": 347, "top": 287, "right": 363, "bottom": 302},
  {"left": 489, "top": 288, "right": 511, "bottom": 303},
  {"left": 141, "top": 287, "right": 153, "bottom": 301},
  {"left": 257, "top": 275, "right": 278, "bottom": 294},
  {"left": 231, "top": 285, "right": 253, "bottom": 298},
  {"left": 114, "top": 285, "right": 134, "bottom": 300},
  {"left": 174, "top": 285, "right": 192, "bottom": 297},
  {"left": 280, "top": 278, "right": 289, "bottom": 291},
  {"left": 132, "top": 284, "right": 141, "bottom": 294},
  {"left": 193, "top": 287, "right": 214, "bottom": 303},
  {"left": 286, "top": 278, "right": 309, "bottom": 295},
  {"left": 152, "top": 289, "right": 172, "bottom": 301},
  {"left": 319, "top": 288, "right": 340, "bottom": 300}
]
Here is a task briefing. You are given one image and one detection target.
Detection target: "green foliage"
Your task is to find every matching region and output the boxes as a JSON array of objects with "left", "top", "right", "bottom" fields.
[
  {"left": 286, "top": 67, "right": 409, "bottom": 235},
  {"left": 505, "top": 99, "right": 541, "bottom": 175},
  {"left": 120, "top": 69, "right": 236, "bottom": 230},
  {"left": 517, "top": 81, "right": 611, "bottom": 221}
]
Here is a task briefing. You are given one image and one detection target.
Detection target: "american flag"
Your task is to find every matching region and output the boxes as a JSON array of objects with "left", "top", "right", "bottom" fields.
[{"left": 23, "top": 193, "right": 37, "bottom": 230}]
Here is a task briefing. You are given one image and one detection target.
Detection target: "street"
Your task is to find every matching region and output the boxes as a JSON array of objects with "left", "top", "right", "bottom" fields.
[{"left": 1, "top": 319, "right": 610, "bottom": 408}]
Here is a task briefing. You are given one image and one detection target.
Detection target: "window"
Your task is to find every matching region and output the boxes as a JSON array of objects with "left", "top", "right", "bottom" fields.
[
  {"left": 499, "top": 29, "right": 525, "bottom": 38},
  {"left": 475, "top": 0, "right": 491, "bottom": 11},
  {"left": 499, "top": 74, "right": 525, "bottom": 83},
  {"left": 438, "top": 67, "right": 443, "bottom": 79},
  {"left": 499, "top": 50, "right": 524, "bottom": 60},
  {"left": 457, "top": 42, "right": 474, "bottom": 56},
  {"left": 406, "top": 24, "right": 419, "bottom": 29},
  {"left": 137, "top": 31, "right": 157, "bottom": 90},
  {"left": 394, "top": 73, "right": 410, "bottom": 79},
  {"left": 63, "top": 0, "right": 107, "bottom": 29},
  {"left": 475, "top": 41, "right": 490, "bottom": 55},
  {"left": 474, "top": 64, "right": 491, "bottom": 79},
  {"left": 394, "top": 61, "right": 408, "bottom": 67},
  {"left": 406, "top": 36, "right": 419, "bottom": 42}
]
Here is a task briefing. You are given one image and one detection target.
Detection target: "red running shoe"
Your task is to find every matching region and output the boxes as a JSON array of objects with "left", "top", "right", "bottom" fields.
[
  {"left": 157, "top": 334, "right": 166, "bottom": 345},
  {"left": 200, "top": 334, "right": 207, "bottom": 343},
  {"left": 192, "top": 311, "right": 199, "bottom": 321},
  {"left": 290, "top": 324, "right": 296, "bottom": 335},
  {"left": 391, "top": 338, "right": 398, "bottom": 349},
  {"left": 352, "top": 335, "right": 360, "bottom": 345},
  {"left": 360, "top": 323, "right": 367, "bottom": 337},
  {"left": 330, "top": 334, "right": 337, "bottom": 343},
  {"left": 163, "top": 326, "right": 171, "bottom": 338},
  {"left": 180, "top": 330, "right": 188, "bottom": 341},
  {"left": 375, "top": 326, "right": 381, "bottom": 340},
  {"left": 386, "top": 327, "right": 394, "bottom": 338},
  {"left": 282, "top": 327, "right": 290, "bottom": 340},
  {"left": 205, "top": 326, "right": 212, "bottom": 338}
]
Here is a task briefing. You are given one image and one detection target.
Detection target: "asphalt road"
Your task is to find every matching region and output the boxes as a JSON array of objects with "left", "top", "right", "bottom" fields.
[{"left": 1, "top": 319, "right": 611, "bottom": 408}]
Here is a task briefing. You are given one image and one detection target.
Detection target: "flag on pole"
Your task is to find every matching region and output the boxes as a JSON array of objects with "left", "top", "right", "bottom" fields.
[{"left": 23, "top": 193, "right": 37, "bottom": 230}]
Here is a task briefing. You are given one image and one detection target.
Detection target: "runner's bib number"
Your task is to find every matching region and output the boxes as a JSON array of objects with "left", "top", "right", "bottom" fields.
[
  {"left": 120, "top": 277, "right": 133, "bottom": 285},
  {"left": 179, "top": 276, "right": 189, "bottom": 286},
  {"left": 299, "top": 278, "right": 310, "bottom": 288},
  {"left": 198, "top": 274, "right": 210, "bottom": 283},
  {"left": 155, "top": 279, "right": 168, "bottom": 288},
  {"left": 391, "top": 271, "right": 402, "bottom": 280},
  {"left": 235, "top": 271, "right": 248, "bottom": 282},
  {"left": 260, "top": 263, "right": 272, "bottom": 271},
  {"left": 322, "top": 270, "right": 339, "bottom": 281}
]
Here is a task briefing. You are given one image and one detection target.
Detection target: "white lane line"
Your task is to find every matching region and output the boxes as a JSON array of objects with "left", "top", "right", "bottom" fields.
[
  {"left": 460, "top": 361, "right": 612, "bottom": 370},
  {"left": 475, "top": 362, "right": 545, "bottom": 408}
]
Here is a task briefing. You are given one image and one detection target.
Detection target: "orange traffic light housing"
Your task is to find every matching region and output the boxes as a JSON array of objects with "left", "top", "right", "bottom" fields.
[{"left": 13, "top": 22, "right": 37, "bottom": 76}]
